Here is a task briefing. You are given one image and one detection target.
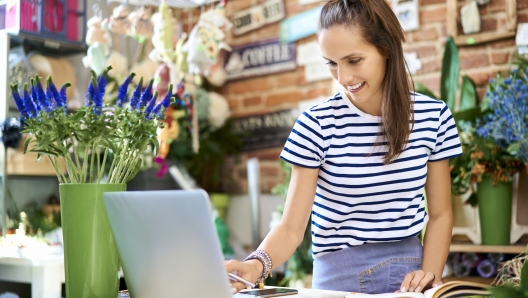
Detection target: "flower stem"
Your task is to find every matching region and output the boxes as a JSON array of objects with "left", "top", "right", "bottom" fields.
[
  {"left": 99, "top": 148, "right": 108, "bottom": 183},
  {"left": 48, "top": 156, "right": 65, "bottom": 184},
  {"left": 82, "top": 145, "right": 89, "bottom": 183},
  {"left": 90, "top": 143, "right": 96, "bottom": 183}
]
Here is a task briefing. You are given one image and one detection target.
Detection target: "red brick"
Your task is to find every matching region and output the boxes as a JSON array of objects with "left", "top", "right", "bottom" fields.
[
  {"left": 440, "top": 24, "right": 448, "bottom": 37},
  {"left": 403, "top": 45, "right": 437, "bottom": 58},
  {"left": 230, "top": 78, "right": 274, "bottom": 94},
  {"left": 460, "top": 53, "right": 489, "bottom": 69},
  {"left": 518, "top": 0, "right": 528, "bottom": 9},
  {"left": 419, "top": 76, "right": 440, "bottom": 93},
  {"left": 467, "top": 72, "right": 491, "bottom": 86},
  {"left": 275, "top": 72, "right": 297, "bottom": 88},
  {"left": 410, "top": 27, "right": 439, "bottom": 42},
  {"left": 247, "top": 148, "right": 282, "bottom": 161},
  {"left": 238, "top": 168, "right": 247, "bottom": 179},
  {"left": 489, "top": 38, "right": 516, "bottom": 49},
  {"left": 420, "top": 7, "right": 447, "bottom": 23},
  {"left": 260, "top": 165, "right": 279, "bottom": 176},
  {"left": 476, "top": 86, "right": 487, "bottom": 102},
  {"left": 266, "top": 91, "right": 304, "bottom": 106},
  {"left": 419, "top": 0, "right": 445, "bottom": 4},
  {"left": 486, "top": 0, "right": 506, "bottom": 12},
  {"left": 519, "top": 12, "right": 528, "bottom": 23},
  {"left": 491, "top": 52, "right": 510, "bottom": 65},
  {"left": 228, "top": 98, "right": 240, "bottom": 109},
  {"left": 481, "top": 18, "right": 498, "bottom": 32},
  {"left": 417, "top": 59, "right": 441, "bottom": 74},
  {"left": 307, "top": 88, "right": 330, "bottom": 99},
  {"left": 296, "top": 75, "right": 308, "bottom": 86},
  {"left": 243, "top": 96, "right": 262, "bottom": 107},
  {"left": 254, "top": 23, "right": 280, "bottom": 40}
]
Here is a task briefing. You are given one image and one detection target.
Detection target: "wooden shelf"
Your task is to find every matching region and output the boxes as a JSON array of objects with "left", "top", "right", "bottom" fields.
[
  {"left": 4, "top": 31, "right": 87, "bottom": 56},
  {"left": 450, "top": 243, "right": 527, "bottom": 254},
  {"left": 453, "top": 31, "right": 516, "bottom": 47}
]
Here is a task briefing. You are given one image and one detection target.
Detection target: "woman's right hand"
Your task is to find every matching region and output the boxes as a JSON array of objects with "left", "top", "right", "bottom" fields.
[{"left": 224, "top": 259, "right": 263, "bottom": 293}]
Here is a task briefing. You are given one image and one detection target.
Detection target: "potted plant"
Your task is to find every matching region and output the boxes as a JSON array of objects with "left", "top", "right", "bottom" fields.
[
  {"left": 451, "top": 121, "right": 524, "bottom": 245},
  {"left": 10, "top": 67, "right": 172, "bottom": 298}
]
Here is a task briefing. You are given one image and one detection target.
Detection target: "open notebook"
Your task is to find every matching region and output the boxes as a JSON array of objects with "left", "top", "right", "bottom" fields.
[{"left": 346, "top": 280, "right": 490, "bottom": 298}]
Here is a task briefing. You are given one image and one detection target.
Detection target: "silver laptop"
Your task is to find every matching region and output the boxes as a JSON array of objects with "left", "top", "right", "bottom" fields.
[{"left": 103, "top": 190, "right": 236, "bottom": 298}]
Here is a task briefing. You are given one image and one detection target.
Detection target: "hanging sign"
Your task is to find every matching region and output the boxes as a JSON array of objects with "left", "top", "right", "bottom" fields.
[
  {"left": 233, "top": 110, "right": 297, "bottom": 151},
  {"left": 297, "top": 41, "right": 332, "bottom": 82},
  {"left": 279, "top": 6, "right": 322, "bottom": 43},
  {"left": 224, "top": 38, "right": 296, "bottom": 80},
  {"left": 232, "top": 0, "right": 286, "bottom": 35}
]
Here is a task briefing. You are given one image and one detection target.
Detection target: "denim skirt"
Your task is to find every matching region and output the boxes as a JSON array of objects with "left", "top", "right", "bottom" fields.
[{"left": 312, "top": 236, "right": 423, "bottom": 294}]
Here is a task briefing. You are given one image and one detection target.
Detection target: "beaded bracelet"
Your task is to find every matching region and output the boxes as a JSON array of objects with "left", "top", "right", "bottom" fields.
[{"left": 243, "top": 250, "right": 273, "bottom": 288}]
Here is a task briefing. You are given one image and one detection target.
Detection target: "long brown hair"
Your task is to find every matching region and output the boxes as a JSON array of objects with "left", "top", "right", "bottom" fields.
[{"left": 319, "top": 0, "right": 414, "bottom": 164}]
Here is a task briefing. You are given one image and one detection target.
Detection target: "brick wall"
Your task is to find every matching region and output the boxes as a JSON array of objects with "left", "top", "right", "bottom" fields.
[{"left": 210, "top": 0, "right": 528, "bottom": 194}]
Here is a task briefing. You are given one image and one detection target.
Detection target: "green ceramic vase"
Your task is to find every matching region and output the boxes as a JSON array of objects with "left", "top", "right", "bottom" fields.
[
  {"left": 59, "top": 183, "right": 126, "bottom": 298},
  {"left": 476, "top": 176, "right": 512, "bottom": 245}
]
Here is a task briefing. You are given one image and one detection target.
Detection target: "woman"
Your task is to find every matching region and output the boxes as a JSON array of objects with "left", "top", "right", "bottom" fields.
[{"left": 226, "top": 0, "right": 462, "bottom": 294}]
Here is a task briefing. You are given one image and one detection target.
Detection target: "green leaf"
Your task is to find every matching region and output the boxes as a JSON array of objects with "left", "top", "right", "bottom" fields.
[
  {"left": 70, "top": 111, "right": 86, "bottom": 121},
  {"left": 414, "top": 82, "right": 438, "bottom": 99},
  {"left": 36, "top": 153, "right": 43, "bottom": 163},
  {"left": 453, "top": 107, "right": 481, "bottom": 123},
  {"left": 440, "top": 36, "right": 459, "bottom": 111},
  {"left": 459, "top": 75, "right": 478, "bottom": 111},
  {"left": 466, "top": 193, "right": 478, "bottom": 207},
  {"left": 30, "top": 149, "right": 59, "bottom": 157},
  {"left": 23, "top": 136, "right": 33, "bottom": 154},
  {"left": 508, "top": 142, "right": 522, "bottom": 155},
  {"left": 520, "top": 258, "right": 528, "bottom": 292},
  {"left": 488, "top": 286, "right": 524, "bottom": 298}
]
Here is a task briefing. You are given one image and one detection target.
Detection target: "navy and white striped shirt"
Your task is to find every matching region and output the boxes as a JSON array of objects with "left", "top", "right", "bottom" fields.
[{"left": 280, "top": 91, "right": 463, "bottom": 258}]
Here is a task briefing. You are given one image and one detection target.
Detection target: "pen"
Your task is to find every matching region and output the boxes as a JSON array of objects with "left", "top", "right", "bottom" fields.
[{"left": 228, "top": 273, "right": 255, "bottom": 288}]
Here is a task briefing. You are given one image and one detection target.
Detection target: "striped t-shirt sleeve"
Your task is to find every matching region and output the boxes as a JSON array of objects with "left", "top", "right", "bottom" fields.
[
  {"left": 429, "top": 103, "right": 463, "bottom": 161},
  {"left": 280, "top": 110, "right": 324, "bottom": 168}
]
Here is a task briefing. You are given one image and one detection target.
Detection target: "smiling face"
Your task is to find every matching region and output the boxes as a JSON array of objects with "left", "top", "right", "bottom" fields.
[{"left": 318, "top": 24, "right": 387, "bottom": 115}]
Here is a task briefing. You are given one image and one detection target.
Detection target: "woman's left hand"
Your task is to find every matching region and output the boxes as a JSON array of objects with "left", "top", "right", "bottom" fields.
[{"left": 398, "top": 270, "right": 440, "bottom": 293}]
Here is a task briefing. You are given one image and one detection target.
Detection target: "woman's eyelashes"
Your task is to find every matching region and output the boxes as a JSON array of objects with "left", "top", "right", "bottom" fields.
[{"left": 325, "top": 59, "right": 362, "bottom": 67}]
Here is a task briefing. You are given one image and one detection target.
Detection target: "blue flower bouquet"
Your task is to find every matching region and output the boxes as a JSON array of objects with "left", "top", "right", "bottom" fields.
[
  {"left": 477, "top": 69, "right": 528, "bottom": 172},
  {"left": 10, "top": 66, "right": 174, "bottom": 184}
]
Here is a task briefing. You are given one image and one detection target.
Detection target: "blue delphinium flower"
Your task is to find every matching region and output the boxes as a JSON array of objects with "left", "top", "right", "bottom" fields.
[
  {"left": 137, "top": 78, "right": 154, "bottom": 110},
  {"left": 59, "top": 83, "right": 71, "bottom": 107},
  {"left": 151, "top": 84, "right": 174, "bottom": 118},
  {"left": 46, "top": 77, "right": 64, "bottom": 110},
  {"left": 161, "top": 84, "right": 174, "bottom": 109},
  {"left": 145, "top": 91, "right": 159, "bottom": 120},
  {"left": 35, "top": 76, "right": 52, "bottom": 112},
  {"left": 23, "top": 83, "right": 37, "bottom": 118},
  {"left": 116, "top": 73, "right": 136, "bottom": 108},
  {"left": 10, "top": 84, "right": 27, "bottom": 118},
  {"left": 130, "top": 77, "right": 143, "bottom": 109},
  {"left": 98, "top": 66, "right": 112, "bottom": 97},
  {"left": 91, "top": 77, "right": 103, "bottom": 116},
  {"left": 86, "top": 75, "right": 95, "bottom": 107},
  {"left": 30, "top": 78, "right": 41, "bottom": 112}
]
